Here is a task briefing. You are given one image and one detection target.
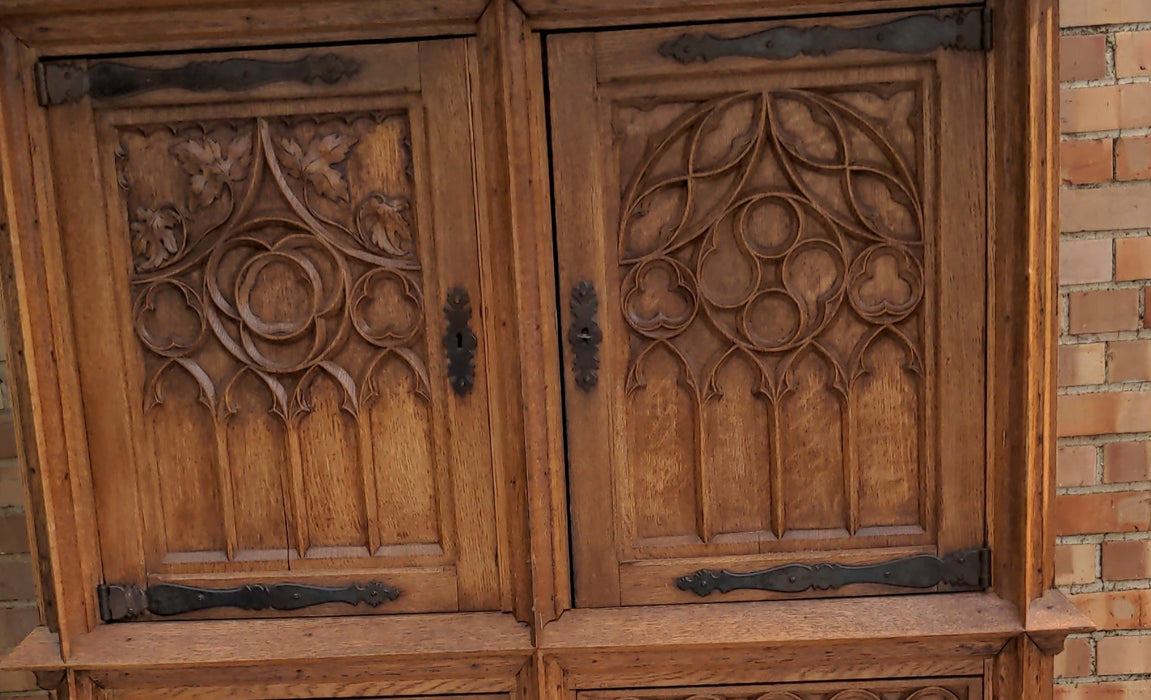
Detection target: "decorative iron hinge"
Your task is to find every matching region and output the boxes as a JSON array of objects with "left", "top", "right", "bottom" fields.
[
  {"left": 659, "top": 8, "right": 991, "bottom": 64},
  {"left": 677, "top": 547, "right": 990, "bottom": 597},
  {"left": 35, "top": 53, "right": 360, "bottom": 107},
  {"left": 97, "top": 581, "right": 400, "bottom": 622}
]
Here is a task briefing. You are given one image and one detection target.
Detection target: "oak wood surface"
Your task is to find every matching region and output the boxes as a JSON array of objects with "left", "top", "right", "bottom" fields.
[
  {"left": 520, "top": 0, "right": 978, "bottom": 29},
  {"left": 0, "top": 1, "right": 486, "bottom": 55},
  {"left": 551, "top": 13, "right": 987, "bottom": 607},
  {"left": 40, "top": 39, "right": 508, "bottom": 618},
  {"left": 0, "top": 0, "right": 1080, "bottom": 697}
]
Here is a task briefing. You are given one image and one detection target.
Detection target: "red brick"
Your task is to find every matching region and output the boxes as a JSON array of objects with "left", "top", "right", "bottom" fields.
[
  {"left": 1146, "top": 287, "right": 1151, "bottom": 328},
  {"left": 1116, "top": 237, "right": 1151, "bottom": 280},
  {"left": 1063, "top": 0, "right": 1151, "bottom": 27},
  {"left": 0, "top": 513, "right": 29, "bottom": 555},
  {"left": 0, "top": 459, "right": 23, "bottom": 509},
  {"left": 1068, "top": 590, "right": 1150, "bottom": 630},
  {"left": 1063, "top": 183, "right": 1151, "bottom": 232},
  {"left": 1069, "top": 289, "right": 1141, "bottom": 334},
  {"left": 1061, "top": 83, "right": 1151, "bottom": 134},
  {"left": 1059, "top": 391, "right": 1151, "bottom": 436},
  {"left": 1096, "top": 634, "right": 1151, "bottom": 675},
  {"left": 0, "top": 605, "right": 38, "bottom": 648},
  {"left": 1109, "top": 340, "right": 1151, "bottom": 382},
  {"left": 1056, "top": 636, "right": 1095, "bottom": 678},
  {"left": 1060, "top": 445, "right": 1100, "bottom": 487},
  {"left": 1118, "top": 30, "right": 1151, "bottom": 77},
  {"left": 1058, "top": 542, "right": 1099, "bottom": 585},
  {"left": 1102, "top": 539, "right": 1151, "bottom": 580},
  {"left": 1061, "top": 343, "right": 1107, "bottom": 386},
  {"left": 1118, "top": 135, "right": 1151, "bottom": 181},
  {"left": 1064, "top": 138, "right": 1115, "bottom": 184},
  {"left": 1064, "top": 34, "right": 1110, "bottom": 82},
  {"left": 0, "top": 415, "right": 17, "bottom": 461},
  {"left": 1056, "top": 680, "right": 1151, "bottom": 699},
  {"left": 0, "top": 559, "right": 36, "bottom": 602},
  {"left": 1055, "top": 490, "right": 1151, "bottom": 535},
  {"left": 1105, "top": 441, "right": 1151, "bottom": 483},
  {"left": 1062, "top": 239, "right": 1114, "bottom": 284}
]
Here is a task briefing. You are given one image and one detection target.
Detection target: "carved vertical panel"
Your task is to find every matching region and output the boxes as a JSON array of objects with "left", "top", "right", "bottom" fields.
[
  {"left": 613, "top": 81, "right": 929, "bottom": 552},
  {"left": 116, "top": 110, "right": 445, "bottom": 567}
]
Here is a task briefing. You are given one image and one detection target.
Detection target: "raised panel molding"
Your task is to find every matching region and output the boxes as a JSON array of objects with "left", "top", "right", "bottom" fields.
[
  {"left": 581, "top": 681, "right": 980, "bottom": 700},
  {"left": 616, "top": 81, "right": 930, "bottom": 548},
  {"left": 115, "top": 109, "right": 446, "bottom": 565}
]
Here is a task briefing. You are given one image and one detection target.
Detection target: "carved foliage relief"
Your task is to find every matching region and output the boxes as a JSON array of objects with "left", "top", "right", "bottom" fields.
[
  {"left": 117, "top": 111, "right": 442, "bottom": 561},
  {"left": 615, "top": 83, "right": 929, "bottom": 543}
]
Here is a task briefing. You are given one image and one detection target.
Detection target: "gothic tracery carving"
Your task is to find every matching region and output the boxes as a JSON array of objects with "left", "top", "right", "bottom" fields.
[
  {"left": 120, "top": 111, "right": 426, "bottom": 423},
  {"left": 618, "top": 84, "right": 926, "bottom": 403}
]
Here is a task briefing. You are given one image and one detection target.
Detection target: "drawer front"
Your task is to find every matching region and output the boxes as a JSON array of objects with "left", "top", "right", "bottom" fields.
[
  {"left": 580, "top": 681, "right": 983, "bottom": 700},
  {"left": 45, "top": 40, "right": 503, "bottom": 617},
  {"left": 549, "top": 9, "right": 988, "bottom": 607}
]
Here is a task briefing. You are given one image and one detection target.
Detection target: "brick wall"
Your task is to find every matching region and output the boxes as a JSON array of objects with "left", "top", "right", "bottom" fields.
[
  {"left": 1057, "top": 1, "right": 1151, "bottom": 697},
  {"left": 0, "top": 324, "right": 41, "bottom": 699},
  {"left": 0, "top": 3, "right": 1150, "bottom": 698}
]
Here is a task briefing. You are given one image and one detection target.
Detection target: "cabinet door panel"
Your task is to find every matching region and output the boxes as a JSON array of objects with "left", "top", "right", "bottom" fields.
[
  {"left": 48, "top": 41, "right": 501, "bottom": 617},
  {"left": 549, "top": 12, "right": 986, "bottom": 607},
  {"left": 580, "top": 680, "right": 983, "bottom": 700}
]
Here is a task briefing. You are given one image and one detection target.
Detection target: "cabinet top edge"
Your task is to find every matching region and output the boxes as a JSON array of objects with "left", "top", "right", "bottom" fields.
[{"left": 0, "top": 0, "right": 994, "bottom": 57}]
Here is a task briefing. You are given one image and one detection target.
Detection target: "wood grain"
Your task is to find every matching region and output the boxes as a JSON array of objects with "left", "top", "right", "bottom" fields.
[{"left": 552, "top": 18, "right": 986, "bottom": 607}]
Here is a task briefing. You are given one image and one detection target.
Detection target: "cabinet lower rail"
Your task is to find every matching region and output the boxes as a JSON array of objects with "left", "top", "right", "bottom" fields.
[{"left": 97, "top": 581, "right": 401, "bottom": 622}]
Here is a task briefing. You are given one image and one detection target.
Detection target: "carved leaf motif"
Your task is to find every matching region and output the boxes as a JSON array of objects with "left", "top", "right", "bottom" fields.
[
  {"left": 356, "top": 192, "right": 413, "bottom": 257},
  {"left": 172, "top": 133, "right": 252, "bottom": 208},
  {"left": 130, "top": 206, "right": 185, "bottom": 272},
  {"left": 277, "top": 132, "right": 358, "bottom": 202}
]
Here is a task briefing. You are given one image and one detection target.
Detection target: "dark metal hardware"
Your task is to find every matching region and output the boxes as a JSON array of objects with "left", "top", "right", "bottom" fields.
[
  {"left": 568, "top": 281, "right": 603, "bottom": 392},
  {"left": 659, "top": 8, "right": 988, "bottom": 64},
  {"left": 97, "top": 581, "right": 400, "bottom": 622},
  {"left": 676, "top": 547, "right": 990, "bottom": 597},
  {"left": 36, "top": 53, "right": 360, "bottom": 107},
  {"left": 444, "top": 286, "right": 477, "bottom": 396}
]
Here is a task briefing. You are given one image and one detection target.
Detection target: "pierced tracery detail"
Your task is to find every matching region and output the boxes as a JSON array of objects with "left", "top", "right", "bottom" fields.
[
  {"left": 120, "top": 112, "right": 425, "bottom": 423},
  {"left": 619, "top": 86, "right": 925, "bottom": 401},
  {"left": 615, "top": 82, "right": 930, "bottom": 543}
]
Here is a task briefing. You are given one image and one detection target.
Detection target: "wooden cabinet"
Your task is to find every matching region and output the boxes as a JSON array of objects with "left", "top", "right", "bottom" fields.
[{"left": 0, "top": 1, "right": 1091, "bottom": 698}]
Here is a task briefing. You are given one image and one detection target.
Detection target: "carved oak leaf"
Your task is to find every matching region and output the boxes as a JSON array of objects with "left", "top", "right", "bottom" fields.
[
  {"left": 277, "top": 132, "right": 359, "bottom": 202},
  {"left": 172, "top": 133, "right": 252, "bottom": 209},
  {"left": 130, "top": 206, "right": 185, "bottom": 272},
  {"left": 357, "top": 193, "right": 412, "bottom": 257}
]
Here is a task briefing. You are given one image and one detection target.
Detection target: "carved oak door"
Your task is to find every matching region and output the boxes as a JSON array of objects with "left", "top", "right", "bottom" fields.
[
  {"left": 550, "top": 11, "right": 988, "bottom": 607},
  {"left": 44, "top": 41, "right": 502, "bottom": 618}
]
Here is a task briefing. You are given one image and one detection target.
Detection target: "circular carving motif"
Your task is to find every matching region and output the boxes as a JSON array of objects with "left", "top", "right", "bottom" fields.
[
  {"left": 133, "top": 279, "right": 207, "bottom": 358},
  {"left": 205, "top": 225, "right": 348, "bottom": 374},
  {"left": 846, "top": 244, "right": 924, "bottom": 324},
  {"left": 905, "top": 689, "right": 960, "bottom": 700},
  {"left": 623, "top": 258, "right": 699, "bottom": 339}
]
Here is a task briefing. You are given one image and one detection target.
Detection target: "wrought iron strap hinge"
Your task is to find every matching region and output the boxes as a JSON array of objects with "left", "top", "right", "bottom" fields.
[
  {"left": 677, "top": 547, "right": 990, "bottom": 597},
  {"left": 36, "top": 53, "right": 360, "bottom": 107},
  {"left": 659, "top": 8, "right": 991, "bottom": 64},
  {"left": 97, "top": 581, "right": 400, "bottom": 622}
]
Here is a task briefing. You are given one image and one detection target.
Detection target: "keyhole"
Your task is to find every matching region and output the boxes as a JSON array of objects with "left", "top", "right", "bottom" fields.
[
  {"left": 456, "top": 332, "right": 465, "bottom": 350},
  {"left": 578, "top": 327, "right": 592, "bottom": 342}
]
